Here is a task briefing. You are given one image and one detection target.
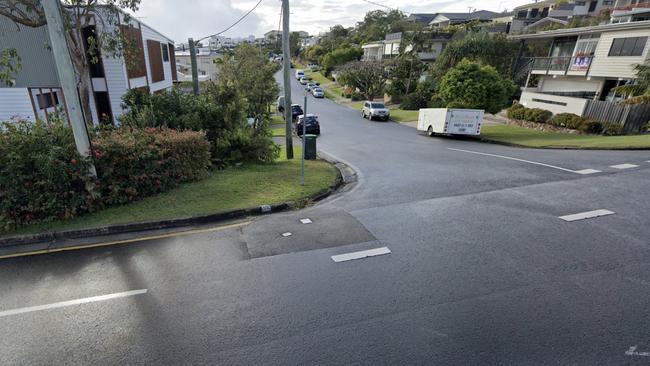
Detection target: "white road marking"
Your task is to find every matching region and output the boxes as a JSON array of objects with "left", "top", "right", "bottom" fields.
[
  {"left": 626, "top": 346, "right": 650, "bottom": 357},
  {"left": 447, "top": 148, "right": 578, "bottom": 174},
  {"left": 332, "top": 247, "right": 391, "bottom": 263},
  {"left": 300, "top": 218, "right": 313, "bottom": 224},
  {"left": 0, "top": 289, "right": 147, "bottom": 318},
  {"left": 282, "top": 232, "right": 292, "bottom": 237},
  {"left": 559, "top": 209, "right": 615, "bottom": 222},
  {"left": 610, "top": 163, "right": 639, "bottom": 169},
  {"left": 574, "top": 169, "right": 601, "bottom": 175}
]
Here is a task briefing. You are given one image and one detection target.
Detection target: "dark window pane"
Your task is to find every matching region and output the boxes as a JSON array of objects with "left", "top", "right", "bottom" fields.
[
  {"left": 620, "top": 38, "right": 636, "bottom": 56},
  {"left": 609, "top": 38, "right": 625, "bottom": 56},
  {"left": 632, "top": 37, "right": 648, "bottom": 56},
  {"left": 37, "top": 92, "right": 59, "bottom": 110},
  {"left": 161, "top": 43, "right": 169, "bottom": 62}
]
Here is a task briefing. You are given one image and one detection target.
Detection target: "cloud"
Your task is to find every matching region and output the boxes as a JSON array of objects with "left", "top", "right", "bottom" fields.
[{"left": 133, "top": 0, "right": 535, "bottom": 43}]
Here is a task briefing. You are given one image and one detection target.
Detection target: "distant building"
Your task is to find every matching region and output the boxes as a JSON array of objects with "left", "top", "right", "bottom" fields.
[
  {"left": 174, "top": 48, "right": 222, "bottom": 81},
  {"left": 428, "top": 10, "right": 501, "bottom": 29},
  {"left": 407, "top": 13, "right": 436, "bottom": 26},
  {"left": 361, "top": 31, "right": 453, "bottom": 62}
]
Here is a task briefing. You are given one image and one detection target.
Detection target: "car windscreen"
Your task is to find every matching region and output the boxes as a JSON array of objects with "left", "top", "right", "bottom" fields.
[
  {"left": 301, "top": 117, "right": 318, "bottom": 124},
  {"left": 371, "top": 103, "right": 385, "bottom": 108}
]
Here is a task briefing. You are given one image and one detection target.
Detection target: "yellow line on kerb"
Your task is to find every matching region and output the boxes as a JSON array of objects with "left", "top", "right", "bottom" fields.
[{"left": 0, "top": 221, "right": 251, "bottom": 260}]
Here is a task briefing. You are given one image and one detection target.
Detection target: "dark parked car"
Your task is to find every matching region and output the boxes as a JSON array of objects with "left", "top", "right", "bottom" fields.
[
  {"left": 291, "top": 104, "right": 304, "bottom": 121},
  {"left": 295, "top": 114, "right": 321, "bottom": 136}
]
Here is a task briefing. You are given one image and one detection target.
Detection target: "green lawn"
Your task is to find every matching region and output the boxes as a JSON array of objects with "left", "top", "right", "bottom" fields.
[
  {"left": 480, "top": 124, "right": 650, "bottom": 149},
  {"left": 271, "top": 115, "right": 284, "bottom": 125},
  {"left": 272, "top": 127, "right": 286, "bottom": 137},
  {"left": 9, "top": 147, "right": 339, "bottom": 236},
  {"left": 304, "top": 70, "right": 345, "bottom": 101},
  {"left": 390, "top": 109, "right": 419, "bottom": 122}
]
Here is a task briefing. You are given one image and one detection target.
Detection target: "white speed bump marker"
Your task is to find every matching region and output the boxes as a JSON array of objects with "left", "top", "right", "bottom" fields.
[
  {"left": 332, "top": 247, "right": 391, "bottom": 263},
  {"left": 559, "top": 209, "right": 615, "bottom": 222},
  {"left": 610, "top": 163, "right": 639, "bottom": 169},
  {"left": 300, "top": 218, "right": 312, "bottom": 224},
  {"left": 574, "top": 169, "right": 601, "bottom": 175},
  {"left": 282, "top": 232, "right": 292, "bottom": 237}
]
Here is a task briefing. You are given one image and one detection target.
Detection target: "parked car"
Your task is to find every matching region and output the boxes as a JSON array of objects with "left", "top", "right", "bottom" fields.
[
  {"left": 299, "top": 76, "right": 311, "bottom": 85},
  {"left": 296, "top": 114, "right": 321, "bottom": 136},
  {"left": 295, "top": 70, "right": 305, "bottom": 79},
  {"left": 291, "top": 104, "right": 304, "bottom": 121},
  {"left": 362, "top": 101, "right": 390, "bottom": 121},
  {"left": 312, "top": 87, "right": 325, "bottom": 98},
  {"left": 277, "top": 96, "right": 285, "bottom": 112},
  {"left": 305, "top": 82, "right": 318, "bottom": 92}
]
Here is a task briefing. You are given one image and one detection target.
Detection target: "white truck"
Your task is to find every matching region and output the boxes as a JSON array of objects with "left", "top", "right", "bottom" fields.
[{"left": 417, "top": 108, "right": 484, "bottom": 136}]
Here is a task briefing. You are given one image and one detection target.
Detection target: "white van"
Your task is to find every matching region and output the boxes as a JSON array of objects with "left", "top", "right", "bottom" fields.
[
  {"left": 295, "top": 69, "right": 305, "bottom": 79},
  {"left": 417, "top": 108, "right": 484, "bottom": 136}
]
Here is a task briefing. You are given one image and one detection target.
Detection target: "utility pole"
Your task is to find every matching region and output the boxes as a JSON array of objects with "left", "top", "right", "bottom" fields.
[
  {"left": 282, "top": 0, "right": 294, "bottom": 159},
  {"left": 41, "top": 0, "right": 96, "bottom": 176},
  {"left": 301, "top": 95, "right": 306, "bottom": 186},
  {"left": 189, "top": 37, "right": 200, "bottom": 95}
]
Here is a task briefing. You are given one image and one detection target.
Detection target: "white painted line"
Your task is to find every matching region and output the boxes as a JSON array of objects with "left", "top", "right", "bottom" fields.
[
  {"left": 300, "top": 218, "right": 312, "bottom": 224},
  {"left": 574, "top": 169, "right": 601, "bottom": 175},
  {"left": 610, "top": 163, "right": 639, "bottom": 169},
  {"left": 626, "top": 346, "right": 650, "bottom": 357},
  {"left": 0, "top": 289, "right": 147, "bottom": 318},
  {"left": 447, "top": 148, "right": 578, "bottom": 174},
  {"left": 331, "top": 247, "right": 391, "bottom": 263},
  {"left": 559, "top": 209, "right": 615, "bottom": 222},
  {"left": 282, "top": 232, "right": 292, "bottom": 237}
]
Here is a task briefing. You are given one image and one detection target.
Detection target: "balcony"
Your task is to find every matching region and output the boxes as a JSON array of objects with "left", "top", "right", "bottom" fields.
[{"left": 530, "top": 56, "right": 593, "bottom": 75}]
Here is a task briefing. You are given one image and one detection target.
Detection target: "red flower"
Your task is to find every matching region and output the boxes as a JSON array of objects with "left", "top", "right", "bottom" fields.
[{"left": 70, "top": 159, "right": 77, "bottom": 165}]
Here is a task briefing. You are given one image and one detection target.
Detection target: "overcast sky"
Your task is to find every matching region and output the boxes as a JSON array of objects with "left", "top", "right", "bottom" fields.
[{"left": 134, "top": 0, "right": 534, "bottom": 43}]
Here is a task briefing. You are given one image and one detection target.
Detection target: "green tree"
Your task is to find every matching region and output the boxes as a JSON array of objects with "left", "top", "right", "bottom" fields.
[
  {"left": 337, "top": 61, "right": 389, "bottom": 100},
  {"left": 387, "top": 55, "right": 426, "bottom": 99},
  {"left": 432, "top": 32, "right": 518, "bottom": 77},
  {"left": 353, "top": 9, "right": 419, "bottom": 44},
  {"left": 290, "top": 31, "right": 302, "bottom": 57},
  {"left": 322, "top": 46, "right": 363, "bottom": 75},
  {"left": 0, "top": 0, "right": 142, "bottom": 126},
  {"left": 0, "top": 48, "right": 21, "bottom": 86},
  {"left": 438, "top": 59, "right": 516, "bottom": 114}
]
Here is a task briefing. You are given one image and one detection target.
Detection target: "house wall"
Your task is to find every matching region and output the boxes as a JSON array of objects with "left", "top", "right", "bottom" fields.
[
  {"left": 589, "top": 28, "right": 650, "bottom": 79},
  {"left": 141, "top": 23, "right": 174, "bottom": 92},
  {"left": 0, "top": 89, "right": 36, "bottom": 121},
  {"left": 520, "top": 90, "right": 590, "bottom": 115},
  {"left": 538, "top": 75, "right": 604, "bottom": 93}
]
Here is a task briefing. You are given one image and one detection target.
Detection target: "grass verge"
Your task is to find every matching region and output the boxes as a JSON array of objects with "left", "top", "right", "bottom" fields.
[
  {"left": 390, "top": 109, "right": 419, "bottom": 123},
  {"left": 9, "top": 147, "right": 339, "bottom": 236},
  {"left": 272, "top": 127, "right": 286, "bottom": 137},
  {"left": 480, "top": 124, "right": 650, "bottom": 149}
]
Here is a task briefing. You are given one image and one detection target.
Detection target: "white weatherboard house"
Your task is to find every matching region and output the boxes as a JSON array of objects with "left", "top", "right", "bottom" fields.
[
  {"left": 0, "top": 12, "right": 177, "bottom": 124},
  {"left": 511, "top": 20, "right": 650, "bottom": 129}
]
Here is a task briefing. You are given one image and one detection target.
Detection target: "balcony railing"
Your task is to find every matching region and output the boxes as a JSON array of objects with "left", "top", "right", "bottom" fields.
[
  {"left": 531, "top": 56, "right": 593, "bottom": 74},
  {"left": 612, "top": 2, "right": 650, "bottom": 12}
]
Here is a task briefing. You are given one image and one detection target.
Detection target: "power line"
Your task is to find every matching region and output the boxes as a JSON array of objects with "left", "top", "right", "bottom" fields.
[
  {"left": 359, "top": 0, "right": 410, "bottom": 14},
  {"left": 197, "top": 0, "right": 265, "bottom": 42}
]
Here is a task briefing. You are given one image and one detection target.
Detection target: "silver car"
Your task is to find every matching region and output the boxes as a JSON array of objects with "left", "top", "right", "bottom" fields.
[
  {"left": 362, "top": 101, "right": 390, "bottom": 121},
  {"left": 312, "top": 87, "right": 325, "bottom": 98}
]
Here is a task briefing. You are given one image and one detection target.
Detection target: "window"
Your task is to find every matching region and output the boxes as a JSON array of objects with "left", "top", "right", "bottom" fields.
[
  {"left": 161, "top": 43, "right": 169, "bottom": 62},
  {"left": 603, "top": 0, "right": 614, "bottom": 5},
  {"left": 588, "top": 1, "right": 597, "bottom": 12},
  {"left": 36, "top": 92, "right": 59, "bottom": 110},
  {"left": 608, "top": 37, "right": 648, "bottom": 56}
]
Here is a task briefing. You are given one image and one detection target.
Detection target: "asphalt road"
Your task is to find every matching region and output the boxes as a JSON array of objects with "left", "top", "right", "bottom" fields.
[{"left": 1, "top": 71, "right": 649, "bottom": 365}]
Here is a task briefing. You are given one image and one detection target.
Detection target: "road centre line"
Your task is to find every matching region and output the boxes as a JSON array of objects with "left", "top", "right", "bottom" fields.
[
  {"left": 574, "top": 169, "right": 602, "bottom": 175},
  {"left": 448, "top": 148, "right": 583, "bottom": 174},
  {"left": 332, "top": 247, "right": 391, "bottom": 263},
  {"left": 559, "top": 209, "right": 615, "bottom": 222},
  {"left": 610, "top": 163, "right": 639, "bottom": 169},
  {"left": 0, "top": 289, "right": 148, "bottom": 318}
]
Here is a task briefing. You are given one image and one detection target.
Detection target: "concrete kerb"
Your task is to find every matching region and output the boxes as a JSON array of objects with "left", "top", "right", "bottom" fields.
[{"left": 0, "top": 157, "right": 351, "bottom": 250}]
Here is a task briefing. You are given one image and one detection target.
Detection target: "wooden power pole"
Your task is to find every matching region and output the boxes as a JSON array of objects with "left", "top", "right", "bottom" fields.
[{"left": 282, "top": 0, "right": 294, "bottom": 159}]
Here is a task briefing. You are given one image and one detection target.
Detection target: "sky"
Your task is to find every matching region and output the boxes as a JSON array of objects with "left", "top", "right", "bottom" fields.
[{"left": 133, "top": 0, "right": 536, "bottom": 43}]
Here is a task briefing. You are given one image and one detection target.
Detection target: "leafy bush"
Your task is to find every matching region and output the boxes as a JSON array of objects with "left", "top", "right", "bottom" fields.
[
  {"left": 92, "top": 127, "right": 211, "bottom": 205},
  {"left": 0, "top": 119, "right": 211, "bottom": 232},
  {"left": 524, "top": 108, "right": 553, "bottom": 123},
  {"left": 603, "top": 123, "right": 625, "bottom": 136},
  {"left": 400, "top": 92, "right": 431, "bottom": 110},
  {"left": 507, "top": 104, "right": 527, "bottom": 120},
  {"left": 578, "top": 120, "right": 604, "bottom": 134},
  {"left": 550, "top": 113, "right": 585, "bottom": 129},
  {"left": 439, "top": 60, "right": 516, "bottom": 114},
  {"left": 0, "top": 119, "right": 96, "bottom": 231}
]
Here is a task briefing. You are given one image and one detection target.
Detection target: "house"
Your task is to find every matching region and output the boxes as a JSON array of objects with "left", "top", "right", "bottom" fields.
[
  {"left": 611, "top": 0, "right": 650, "bottom": 23},
  {"left": 0, "top": 11, "right": 176, "bottom": 124},
  {"left": 511, "top": 0, "right": 618, "bottom": 33},
  {"left": 301, "top": 36, "right": 320, "bottom": 48},
  {"left": 510, "top": 20, "right": 650, "bottom": 129},
  {"left": 361, "top": 32, "right": 453, "bottom": 62},
  {"left": 407, "top": 13, "right": 436, "bottom": 26},
  {"left": 264, "top": 30, "right": 282, "bottom": 41},
  {"left": 428, "top": 10, "right": 500, "bottom": 29},
  {"left": 174, "top": 48, "right": 221, "bottom": 81}
]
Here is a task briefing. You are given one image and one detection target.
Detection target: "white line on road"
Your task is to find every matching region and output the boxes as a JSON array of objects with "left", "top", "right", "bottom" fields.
[
  {"left": 610, "top": 163, "right": 639, "bottom": 169},
  {"left": 447, "top": 148, "right": 580, "bottom": 174},
  {"left": 574, "top": 169, "right": 602, "bottom": 175},
  {"left": 559, "top": 209, "right": 615, "bottom": 222},
  {"left": 0, "top": 289, "right": 148, "bottom": 318},
  {"left": 626, "top": 346, "right": 650, "bottom": 357},
  {"left": 332, "top": 247, "right": 391, "bottom": 263}
]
